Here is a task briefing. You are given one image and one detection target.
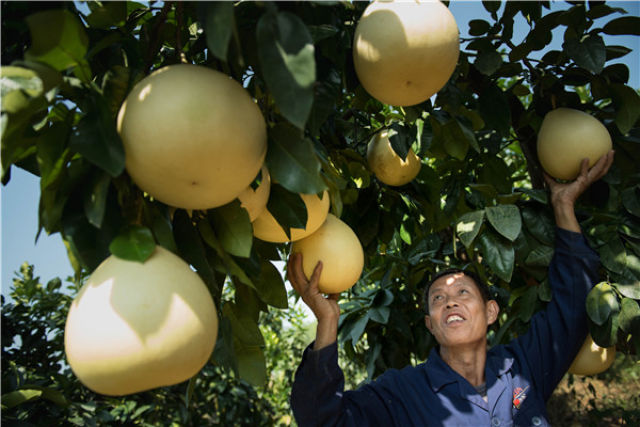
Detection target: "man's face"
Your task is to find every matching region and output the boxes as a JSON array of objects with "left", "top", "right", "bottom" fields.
[{"left": 424, "top": 273, "right": 499, "bottom": 348}]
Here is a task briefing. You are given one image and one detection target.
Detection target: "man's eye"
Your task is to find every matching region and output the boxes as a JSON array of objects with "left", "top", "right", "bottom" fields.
[
  {"left": 460, "top": 289, "right": 468, "bottom": 294},
  {"left": 433, "top": 295, "right": 443, "bottom": 301}
]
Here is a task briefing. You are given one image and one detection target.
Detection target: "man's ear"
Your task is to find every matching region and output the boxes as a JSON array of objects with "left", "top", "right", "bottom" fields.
[
  {"left": 486, "top": 300, "right": 499, "bottom": 325},
  {"left": 425, "top": 314, "right": 433, "bottom": 333}
]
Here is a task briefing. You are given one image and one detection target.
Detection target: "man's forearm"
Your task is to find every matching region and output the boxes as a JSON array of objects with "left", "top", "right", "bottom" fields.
[
  {"left": 314, "top": 317, "right": 338, "bottom": 350},
  {"left": 552, "top": 201, "right": 581, "bottom": 233}
]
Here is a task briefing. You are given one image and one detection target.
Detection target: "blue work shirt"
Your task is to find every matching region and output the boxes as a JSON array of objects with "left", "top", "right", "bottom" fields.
[{"left": 291, "top": 228, "right": 600, "bottom": 426}]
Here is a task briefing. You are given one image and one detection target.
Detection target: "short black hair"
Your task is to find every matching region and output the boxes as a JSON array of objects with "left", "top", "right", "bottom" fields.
[{"left": 422, "top": 268, "right": 492, "bottom": 315}]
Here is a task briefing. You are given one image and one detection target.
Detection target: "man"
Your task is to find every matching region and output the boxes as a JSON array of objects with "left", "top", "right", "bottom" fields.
[{"left": 287, "top": 151, "right": 614, "bottom": 427}]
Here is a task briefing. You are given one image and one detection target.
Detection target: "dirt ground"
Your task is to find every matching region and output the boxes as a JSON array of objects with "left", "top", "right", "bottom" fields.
[{"left": 547, "top": 368, "right": 640, "bottom": 426}]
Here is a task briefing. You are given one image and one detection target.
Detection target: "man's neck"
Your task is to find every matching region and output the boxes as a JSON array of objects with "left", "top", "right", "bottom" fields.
[{"left": 439, "top": 342, "right": 487, "bottom": 387}]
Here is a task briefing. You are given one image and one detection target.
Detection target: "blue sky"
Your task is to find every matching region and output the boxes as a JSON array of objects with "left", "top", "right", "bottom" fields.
[{"left": 2, "top": 1, "right": 639, "bottom": 297}]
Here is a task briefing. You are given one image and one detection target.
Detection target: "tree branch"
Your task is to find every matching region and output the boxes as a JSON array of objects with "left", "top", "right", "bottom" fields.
[{"left": 144, "top": 2, "right": 172, "bottom": 73}]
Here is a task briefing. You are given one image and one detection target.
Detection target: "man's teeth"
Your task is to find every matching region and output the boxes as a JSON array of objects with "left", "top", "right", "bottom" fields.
[{"left": 447, "top": 315, "right": 463, "bottom": 324}]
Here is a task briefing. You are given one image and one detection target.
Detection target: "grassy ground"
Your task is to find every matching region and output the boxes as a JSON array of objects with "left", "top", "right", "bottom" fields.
[{"left": 547, "top": 355, "right": 640, "bottom": 426}]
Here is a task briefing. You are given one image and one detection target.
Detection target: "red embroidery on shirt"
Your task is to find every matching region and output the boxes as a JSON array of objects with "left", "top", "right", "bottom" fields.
[{"left": 513, "top": 386, "right": 529, "bottom": 409}]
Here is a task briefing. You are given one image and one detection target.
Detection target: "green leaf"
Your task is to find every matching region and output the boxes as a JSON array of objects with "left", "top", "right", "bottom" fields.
[
  {"left": 468, "top": 19, "right": 491, "bottom": 36},
  {"left": 199, "top": 219, "right": 254, "bottom": 290},
  {"left": 475, "top": 49, "right": 503, "bottom": 76},
  {"left": 441, "top": 120, "right": 470, "bottom": 160},
  {"left": 209, "top": 200, "right": 252, "bottom": 258},
  {"left": 252, "top": 260, "right": 288, "bottom": 308},
  {"left": 602, "top": 16, "right": 640, "bottom": 36},
  {"left": 24, "top": 10, "right": 90, "bottom": 77},
  {"left": 610, "top": 83, "right": 640, "bottom": 135},
  {"left": 349, "top": 312, "right": 370, "bottom": 343},
  {"left": 83, "top": 171, "right": 111, "bottom": 228},
  {"left": 618, "top": 298, "right": 640, "bottom": 334},
  {"left": 563, "top": 34, "right": 605, "bottom": 74},
  {"left": 1, "top": 389, "right": 43, "bottom": 409},
  {"left": 109, "top": 225, "right": 156, "bottom": 263},
  {"left": 456, "top": 210, "right": 485, "bottom": 248},
  {"left": 522, "top": 206, "right": 554, "bottom": 246},
  {"left": 200, "top": 1, "right": 234, "bottom": 62},
  {"left": 266, "top": 124, "right": 327, "bottom": 195},
  {"left": 478, "top": 230, "right": 515, "bottom": 282},
  {"left": 482, "top": 1, "right": 501, "bottom": 14},
  {"left": 590, "top": 311, "right": 619, "bottom": 347},
  {"left": 61, "top": 185, "right": 123, "bottom": 271},
  {"left": 223, "top": 302, "right": 266, "bottom": 385},
  {"left": 222, "top": 302, "right": 264, "bottom": 346},
  {"left": 622, "top": 186, "right": 640, "bottom": 217},
  {"left": 478, "top": 84, "right": 511, "bottom": 135},
  {"left": 257, "top": 11, "right": 315, "bottom": 129},
  {"left": 485, "top": 205, "right": 521, "bottom": 242},
  {"left": 586, "top": 282, "right": 620, "bottom": 326},
  {"left": 236, "top": 346, "right": 267, "bottom": 387},
  {"left": 606, "top": 45, "right": 632, "bottom": 61},
  {"left": 147, "top": 205, "right": 178, "bottom": 254},
  {"left": 266, "top": 184, "right": 307, "bottom": 240},
  {"left": 369, "top": 306, "right": 390, "bottom": 324},
  {"left": 515, "top": 286, "right": 539, "bottom": 322},
  {"left": 102, "top": 65, "right": 131, "bottom": 117},
  {"left": 0, "top": 66, "right": 44, "bottom": 114},
  {"left": 615, "top": 282, "right": 640, "bottom": 300},
  {"left": 69, "top": 96, "right": 125, "bottom": 177},
  {"left": 173, "top": 210, "right": 218, "bottom": 294},
  {"left": 599, "top": 236, "right": 627, "bottom": 275},
  {"left": 387, "top": 123, "right": 411, "bottom": 161},
  {"left": 85, "top": 1, "right": 127, "bottom": 29},
  {"left": 235, "top": 282, "right": 265, "bottom": 322},
  {"left": 524, "top": 244, "right": 554, "bottom": 267},
  {"left": 212, "top": 316, "right": 237, "bottom": 373},
  {"left": 538, "top": 279, "right": 552, "bottom": 302}
]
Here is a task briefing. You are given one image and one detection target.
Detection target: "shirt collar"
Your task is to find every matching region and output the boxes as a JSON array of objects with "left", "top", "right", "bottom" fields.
[{"left": 423, "top": 347, "right": 515, "bottom": 392}]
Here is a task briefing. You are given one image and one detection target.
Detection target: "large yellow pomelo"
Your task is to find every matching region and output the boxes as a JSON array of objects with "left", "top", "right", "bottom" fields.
[
  {"left": 64, "top": 246, "right": 218, "bottom": 396},
  {"left": 252, "top": 190, "right": 330, "bottom": 243},
  {"left": 568, "top": 334, "right": 616, "bottom": 376},
  {"left": 367, "top": 129, "right": 421, "bottom": 186},
  {"left": 291, "top": 214, "right": 364, "bottom": 294},
  {"left": 117, "top": 64, "right": 267, "bottom": 209},
  {"left": 537, "top": 108, "right": 612, "bottom": 180},
  {"left": 238, "top": 165, "right": 271, "bottom": 221},
  {"left": 353, "top": 0, "right": 460, "bottom": 106}
]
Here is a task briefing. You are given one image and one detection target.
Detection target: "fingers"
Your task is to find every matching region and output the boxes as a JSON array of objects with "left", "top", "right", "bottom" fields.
[
  {"left": 543, "top": 171, "right": 557, "bottom": 189},
  {"left": 309, "top": 260, "right": 323, "bottom": 288},
  {"left": 585, "top": 150, "right": 615, "bottom": 183},
  {"left": 287, "top": 252, "right": 324, "bottom": 296},
  {"left": 287, "top": 252, "right": 306, "bottom": 293},
  {"left": 593, "top": 150, "right": 615, "bottom": 180}
]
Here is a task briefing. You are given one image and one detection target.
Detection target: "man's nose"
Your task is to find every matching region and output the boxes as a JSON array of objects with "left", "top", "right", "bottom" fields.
[{"left": 445, "top": 297, "right": 458, "bottom": 308}]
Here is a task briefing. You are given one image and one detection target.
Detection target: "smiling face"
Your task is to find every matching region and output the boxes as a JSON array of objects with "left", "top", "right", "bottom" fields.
[{"left": 424, "top": 273, "right": 499, "bottom": 349}]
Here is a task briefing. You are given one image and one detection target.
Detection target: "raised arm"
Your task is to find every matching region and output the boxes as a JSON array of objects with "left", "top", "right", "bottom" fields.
[{"left": 512, "top": 151, "right": 614, "bottom": 399}]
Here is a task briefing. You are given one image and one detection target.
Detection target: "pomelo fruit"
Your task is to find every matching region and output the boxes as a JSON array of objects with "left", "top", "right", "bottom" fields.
[
  {"left": 64, "top": 246, "right": 218, "bottom": 396},
  {"left": 117, "top": 64, "right": 267, "bottom": 209},
  {"left": 353, "top": 0, "right": 460, "bottom": 106}
]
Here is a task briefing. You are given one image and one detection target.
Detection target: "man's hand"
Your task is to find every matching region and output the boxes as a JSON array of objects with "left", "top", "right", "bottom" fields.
[
  {"left": 287, "top": 253, "right": 340, "bottom": 350},
  {"left": 544, "top": 150, "right": 615, "bottom": 232}
]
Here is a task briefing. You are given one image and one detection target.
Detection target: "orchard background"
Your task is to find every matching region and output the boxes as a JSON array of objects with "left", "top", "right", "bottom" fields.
[{"left": 2, "top": 0, "right": 640, "bottom": 425}]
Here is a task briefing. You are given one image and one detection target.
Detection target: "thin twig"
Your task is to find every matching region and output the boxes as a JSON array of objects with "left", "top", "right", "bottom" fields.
[
  {"left": 176, "top": 1, "right": 188, "bottom": 63},
  {"left": 144, "top": 2, "right": 172, "bottom": 73}
]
